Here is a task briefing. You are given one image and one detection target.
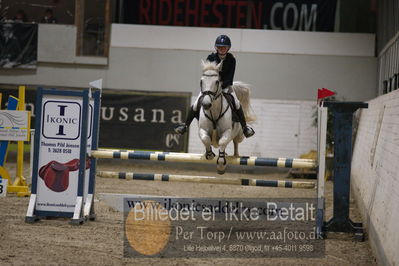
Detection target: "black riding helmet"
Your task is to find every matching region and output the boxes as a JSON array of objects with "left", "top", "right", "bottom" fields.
[{"left": 215, "top": 35, "right": 231, "bottom": 47}]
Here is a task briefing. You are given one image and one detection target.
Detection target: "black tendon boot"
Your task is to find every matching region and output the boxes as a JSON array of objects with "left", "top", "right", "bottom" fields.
[
  {"left": 175, "top": 106, "right": 199, "bottom": 135},
  {"left": 236, "top": 107, "right": 255, "bottom": 138}
]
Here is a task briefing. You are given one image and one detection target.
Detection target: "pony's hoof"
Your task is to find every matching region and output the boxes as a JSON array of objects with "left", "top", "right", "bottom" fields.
[
  {"left": 205, "top": 151, "right": 215, "bottom": 160},
  {"left": 217, "top": 165, "right": 226, "bottom": 174},
  {"left": 243, "top": 126, "right": 255, "bottom": 138}
]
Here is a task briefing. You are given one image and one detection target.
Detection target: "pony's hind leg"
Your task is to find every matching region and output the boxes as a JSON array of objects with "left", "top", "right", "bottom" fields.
[
  {"left": 233, "top": 127, "right": 244, "bottom": 157},
  {"left": 199, "top": 128, "right": 215, "bottom": 159}
]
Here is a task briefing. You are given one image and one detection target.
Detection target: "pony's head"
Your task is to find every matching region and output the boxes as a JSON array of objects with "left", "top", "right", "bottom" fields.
[
  {"left": 200, "top": 60, "right": 222, "bottom": 110},
  {"left": 201, "top": 60, "right": 222, "bottom": 73}
]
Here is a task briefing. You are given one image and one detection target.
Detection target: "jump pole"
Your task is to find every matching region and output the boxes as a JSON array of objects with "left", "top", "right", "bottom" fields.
[
  {"left": 92, "top": 150, "right": 317, "bottom": 169},
  {"left": 97, "top": 171, "right": 316, "bottom": 189}
]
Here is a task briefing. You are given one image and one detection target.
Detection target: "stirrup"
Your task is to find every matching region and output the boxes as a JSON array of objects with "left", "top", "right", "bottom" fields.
[
  {"left": 243, "top": 126, "right": 255, "bottom": 138},
  {"left": 174, "top": 124, "right": 187, "bottom": 135}
]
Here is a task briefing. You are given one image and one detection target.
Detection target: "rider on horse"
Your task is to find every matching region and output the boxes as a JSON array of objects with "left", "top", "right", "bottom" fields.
[{"left": 175, "top": 35, "right": 255, "bottom": 138}]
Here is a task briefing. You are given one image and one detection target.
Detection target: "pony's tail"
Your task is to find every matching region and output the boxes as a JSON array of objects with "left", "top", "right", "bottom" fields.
[{"left": 232, "top": 81, "right": 257, "bottom": 123}]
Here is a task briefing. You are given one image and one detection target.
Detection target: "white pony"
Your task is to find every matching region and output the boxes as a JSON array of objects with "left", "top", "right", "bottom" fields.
[{"left": 198, "top": 60, "right": 256, "bottom": 174}]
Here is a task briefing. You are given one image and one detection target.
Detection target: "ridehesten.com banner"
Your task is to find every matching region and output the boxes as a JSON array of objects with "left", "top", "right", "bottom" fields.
[{"left": 123, "top": 0, "right": 337, "bottom": 31}]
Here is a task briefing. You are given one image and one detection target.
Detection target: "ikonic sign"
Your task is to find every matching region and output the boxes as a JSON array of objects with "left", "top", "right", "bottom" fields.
[
  {"left": 34, "top": 94, "right": 91, "bottom": 216},
  {"left": 26, "top": 88, "right": 99, "bottom": 224},
  {"left": 0, "top": 110, "right": 30, "bottom": 141}
]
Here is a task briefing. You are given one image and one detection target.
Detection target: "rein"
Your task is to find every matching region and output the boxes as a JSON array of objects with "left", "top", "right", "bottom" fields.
[
  {"left": 202, "top": 94, "right": 230, "bottom": 129},
  {"left": 200, "top": 71, "right": 229, "bottom": 129}
]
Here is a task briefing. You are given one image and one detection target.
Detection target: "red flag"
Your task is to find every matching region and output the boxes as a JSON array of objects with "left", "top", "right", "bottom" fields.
[{"left": 317, "top": 88, "right": 335, "bottom": 99}]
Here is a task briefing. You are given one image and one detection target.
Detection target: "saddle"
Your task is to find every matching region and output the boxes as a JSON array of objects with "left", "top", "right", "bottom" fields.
[{"left": 39, "top": 158, "right": 91, "bottom": 192}]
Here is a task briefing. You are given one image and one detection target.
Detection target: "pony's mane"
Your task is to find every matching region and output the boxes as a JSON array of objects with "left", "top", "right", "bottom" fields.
[{"left": 202, "top": 60, "right": 219, "bottom": 72}]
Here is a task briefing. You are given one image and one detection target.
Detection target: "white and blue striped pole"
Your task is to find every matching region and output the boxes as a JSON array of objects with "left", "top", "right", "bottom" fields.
[
  {"left": 92, "top": 150, "right": 317, "bottom": 169},
  {"left": 97, "top": 171, "right": 316, "bottom": 189}
]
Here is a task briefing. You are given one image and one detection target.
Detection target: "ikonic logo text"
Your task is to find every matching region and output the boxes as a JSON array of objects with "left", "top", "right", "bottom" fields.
[{"left": 46, "top": 105, "right": 78, "bottom": 136}]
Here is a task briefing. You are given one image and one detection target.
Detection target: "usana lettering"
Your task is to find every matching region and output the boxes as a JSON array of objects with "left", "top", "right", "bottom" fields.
[{"left": 100, "top": 107, "right": 183, "bottom": 123}]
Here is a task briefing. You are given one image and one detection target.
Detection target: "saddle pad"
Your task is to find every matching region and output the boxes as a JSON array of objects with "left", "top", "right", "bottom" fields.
[{"left": 223, "top": 93, "right": 239, "bottom": 122}]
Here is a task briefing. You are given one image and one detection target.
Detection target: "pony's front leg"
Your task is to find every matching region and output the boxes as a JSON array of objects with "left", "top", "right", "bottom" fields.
[
  {"left": 199, "top": 128, "right": 215, "bottom": 160},
  {"left": 216, "top": 130, "right": 232, "bottom": 175},
  {"left": 233, "top": 140, "right": 239, "bottom": 157}
]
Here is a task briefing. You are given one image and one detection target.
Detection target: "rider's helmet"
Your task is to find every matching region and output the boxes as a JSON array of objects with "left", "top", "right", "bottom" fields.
[{"left": 215, "top": 35, "right": 231, "bottom": 47}]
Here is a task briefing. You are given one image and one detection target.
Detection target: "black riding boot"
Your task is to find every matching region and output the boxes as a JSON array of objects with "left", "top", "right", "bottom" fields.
[
  {"left": 175, "top": 106, "right": 199, "bottom": 135},
  {"left": 236, "top": 107, "right": 255, "bottom": 138}
]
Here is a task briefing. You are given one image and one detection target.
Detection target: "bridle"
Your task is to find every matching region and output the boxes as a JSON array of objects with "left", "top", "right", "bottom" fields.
[
  {"left": 200, "top": 73, "right": 230, "bottom": 129},
  {"left": 200, "top": 73, "right": 222, "bottom": 99}
]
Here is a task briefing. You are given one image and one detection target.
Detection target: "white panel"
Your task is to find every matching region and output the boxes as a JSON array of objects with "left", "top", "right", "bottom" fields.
[
  {"left": 189, "top": 99, "right": 317, "bottom": 158},
  {"left": 241, "top": 30, "right": 375, "bottom": 56},
  {"left": 111, "top": 24, "right": 242, "bottom": 52},
  {"left": 111, "top": 24, "right": 375, "bottom": 57},
  {"left": 38, "top": 24, "right": 77, "bottom": 62},
  {"left": 351, "top": 89, "right": 399, "bottom": 266},
  {"left": 38, "top": 24, "right": 107, "bottom": 65},
  {"left": 0, "top": 46, "right": 377, "bottom": 101}
]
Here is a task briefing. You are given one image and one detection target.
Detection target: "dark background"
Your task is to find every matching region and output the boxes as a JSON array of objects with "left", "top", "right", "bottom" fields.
[{"left": 0, "top": 86, "right": 191, "bottom": 152}]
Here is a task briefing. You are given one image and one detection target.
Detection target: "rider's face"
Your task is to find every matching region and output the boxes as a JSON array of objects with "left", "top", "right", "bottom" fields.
[{"left": 216, "top": 46, "right": 229, "bottom": 56}]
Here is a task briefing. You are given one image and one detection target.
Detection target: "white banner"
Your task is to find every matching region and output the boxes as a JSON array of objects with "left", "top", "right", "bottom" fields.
[{"left": 0, "top": 110, "right": 30, "bottom": 141}]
